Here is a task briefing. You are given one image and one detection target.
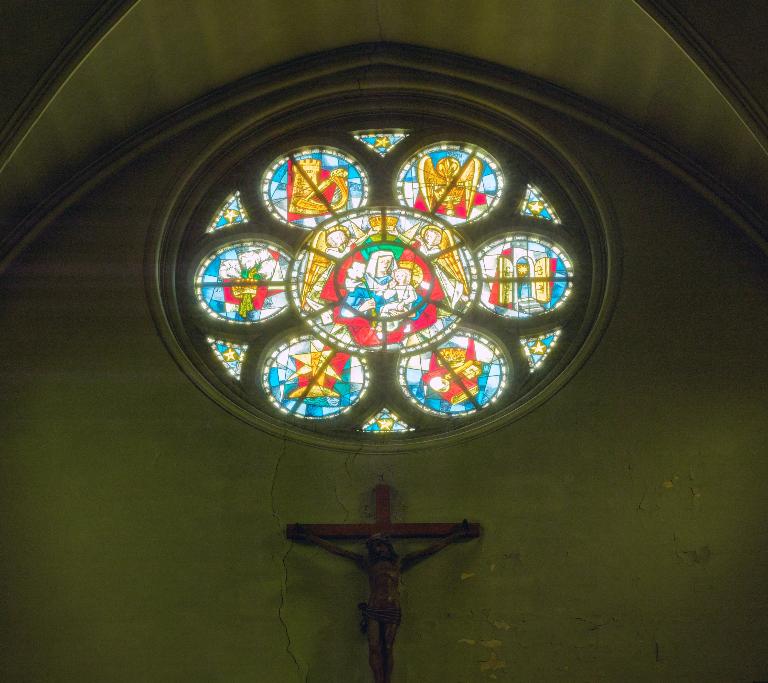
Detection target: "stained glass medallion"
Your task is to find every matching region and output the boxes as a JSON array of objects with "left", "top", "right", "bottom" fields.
[
  {"left": 520, "top": 184, "right": 561, "bottom": 223},
  {"left": 291, "top": 208, "right": 477, "bottom": 352},
  {"left": 262, "top": 336, "right": 368, "bottom": 418},
  {"left": 397, "top": 143, "right": 502, "bottom": 225},
  {"left": 207, "top": 191, "right": 249, "bottom": 232},
  {"left": 208, "top": 338, "right": 247, "bottom": 379},
  {"left": 398, "top": 332, "right": 507, "bottom": 415},
  {"left": 166, "top": 121, "right": 600, "bottom": 444},
  {"left": 262, "top": 147, "right": 368, "bottom": 229},
  {"left": 353, "top": 130, "right": 409, "bottom": 156},
  {"left": 478, "top": 236, "right": 573, "bottom": 318},
  {"left": 361, "top": 408, "right": 413, "bottom": 433},
  {"left": 195, "top": 241, "right": 291, "bottom": 323},
  {"left": 521, "top": 330, "right": 561, "bottom": 371}
]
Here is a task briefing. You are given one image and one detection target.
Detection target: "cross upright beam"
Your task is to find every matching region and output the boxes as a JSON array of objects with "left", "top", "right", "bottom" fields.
[{"left": 286, "top": 484, "right": 481, "bottom": 540}]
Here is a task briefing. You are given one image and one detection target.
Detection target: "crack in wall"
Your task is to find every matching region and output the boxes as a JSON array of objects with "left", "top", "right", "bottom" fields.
[
  {"left": 373, "top": 0, "right": 384, "bottom": 41},
  {"left": 271, "top": 436, "right": 304, "bottom": 680},
  {"left": 338, "top": 446, "right": 363, "bottom": 523},
  {"left": 343, "top": 446, "right": 361, "bottom": 485},
  {"left": 333, "top": 481, "right": 350, "bottom": 522}
]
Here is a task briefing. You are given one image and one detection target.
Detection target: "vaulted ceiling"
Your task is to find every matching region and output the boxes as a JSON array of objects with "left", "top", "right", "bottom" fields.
[{"left": 1, "top": 0, "right": 766, "bottom": 266}]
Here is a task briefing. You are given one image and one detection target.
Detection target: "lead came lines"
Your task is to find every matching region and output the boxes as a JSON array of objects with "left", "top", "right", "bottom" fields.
[{"left": 189, "top": 135, "right": 578, "bottom": 428}]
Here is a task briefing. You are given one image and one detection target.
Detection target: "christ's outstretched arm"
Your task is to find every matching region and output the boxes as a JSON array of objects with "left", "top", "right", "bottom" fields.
[
  {"left": 292, "top": 524, "right": 366, "bottom": 568},
  {"left": 400, "top": 520, "right": 474, "bottom": 572}
]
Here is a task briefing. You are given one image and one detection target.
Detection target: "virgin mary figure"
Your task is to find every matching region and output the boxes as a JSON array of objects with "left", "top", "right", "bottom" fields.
[{"left": 365, "top": 251, "right": 396, "bottom": 299}]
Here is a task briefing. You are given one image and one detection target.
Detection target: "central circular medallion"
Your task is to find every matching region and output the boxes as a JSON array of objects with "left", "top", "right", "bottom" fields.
[{"left": 290, "top": 208, "right": 478, "bottom": 352}]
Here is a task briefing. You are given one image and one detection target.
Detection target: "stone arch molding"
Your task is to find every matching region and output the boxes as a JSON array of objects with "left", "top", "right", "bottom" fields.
[
  {"left": 146, "top": 49, "right": 619, "bottom": 452},
  {"left": 3, "top": 3, "right": 768, "bottom": 274}
]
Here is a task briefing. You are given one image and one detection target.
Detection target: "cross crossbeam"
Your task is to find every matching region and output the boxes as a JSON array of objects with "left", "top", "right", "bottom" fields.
[{"left": 286, "top": 484, "right": 481, "bottom": 540}]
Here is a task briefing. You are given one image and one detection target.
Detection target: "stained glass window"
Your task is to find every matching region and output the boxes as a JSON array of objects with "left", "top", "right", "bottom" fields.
[
  {"left": 398, "top": 332, "right": 507, "bottom": 415},
  {"left": 477, "top": 236, "right": 573, "bottom": 318},
  {"left": 263, "top": 336, "right": 368, "bottom": 418},
  {"left": 397, "top": 143, "right": 502, "bottom": 225},
  {"left": 262, "top": 147, "right": 368, "bottom": 229},
  {"left": 291, "top": 208, "right": 476, "bottom": 353},
  {"left": 520, "top": 331, "right": 561, "bottom": 371},
  {"left": 165, "top": 118, "right": 599, "bottom": 442},
  {"left": 208, "top": 338, "right": 248, "bottom": 379},
  {"left": 195, "top": 241, "right": 291, "bottom": 323},
  {"left": 207, "top": 191, "right": 249, "bottom": 232},
  {"left": 353, "top": 130, "right": 409, "bottom": 156},
  {"left": 361, "top": 408, "right": 413, "bottom": 433},
  {"left": 520, "top": 184, "right": 561, "bottom": 223}
]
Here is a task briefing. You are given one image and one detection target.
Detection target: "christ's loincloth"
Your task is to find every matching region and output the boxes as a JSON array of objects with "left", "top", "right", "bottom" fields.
[{"left": 358, "top": 603, "right": 401, "bottom": 633}]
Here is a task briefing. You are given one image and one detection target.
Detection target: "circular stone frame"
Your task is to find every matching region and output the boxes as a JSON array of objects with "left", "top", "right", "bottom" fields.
[{"left": 149, "top": 52, "right": 619, "bottom": 453}]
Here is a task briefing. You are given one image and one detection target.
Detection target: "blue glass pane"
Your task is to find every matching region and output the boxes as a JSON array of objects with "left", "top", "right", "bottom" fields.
[
  {"left": 207, "top": 191, "right": 249, "bottom": 232},
  {"left": 520, "top": 184, "right": 560, "bottom": 223},
  {"left": 521, "top": 330, "right": 561, "bottom": 371},
  {"left": 353, "top": 131, "right": 409, "bottom": 156},
  {"left": 263, "top": 336, "right": 368, "bottom": 419},
  {"left": 196, "top": 241, "right": 291, "bottom": 323},
  {"left": 208, "top": 338, "right": 247, "bottom": 379},
  {"left": 478, "top": 236, "right": 573, "bottom": 319}
]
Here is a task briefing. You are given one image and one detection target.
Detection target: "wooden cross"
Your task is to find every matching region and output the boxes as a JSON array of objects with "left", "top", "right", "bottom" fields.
[
  {"left": 287, "top": 484, "right": 481, "bottom": 683},
  {"left": 286, "top": 483, "right": 481, "bottom": 540}
]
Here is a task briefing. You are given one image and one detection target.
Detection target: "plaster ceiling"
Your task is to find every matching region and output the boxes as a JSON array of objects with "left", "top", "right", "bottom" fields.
[{"left": 1, "top": 0, "right": 766, "bottom": 262}]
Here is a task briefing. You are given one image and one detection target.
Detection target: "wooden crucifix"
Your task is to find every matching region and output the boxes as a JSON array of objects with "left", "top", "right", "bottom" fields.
[{"left": 287, "top": 484, "right": 481, "bottom": 683}]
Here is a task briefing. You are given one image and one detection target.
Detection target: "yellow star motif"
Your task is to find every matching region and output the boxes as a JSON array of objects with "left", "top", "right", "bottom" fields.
[
  {"left": 531, "top": 340, "right": 546, "bottom": 355},
  {"left": 374, "top": 136, "right": 391, "bottom": 149},
  {"left": 528, "top": 200, "right": 543, "bottom": 214},
  {"left": 287, "top": 347, "right": 342, "bottom": 398},
  {"left": 224, "top": 208, "right": 240, "bottom": 222},
  {"left": 377, "top": 418, "right": 396, "bottom": 431},
  {"left": 222, "top": 348, "right": 239, "bottom": 362}
]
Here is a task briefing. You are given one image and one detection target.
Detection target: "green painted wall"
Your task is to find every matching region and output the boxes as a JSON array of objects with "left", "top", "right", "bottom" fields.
[{"left": 1, "top": 98, "right": 766, "bottom": 682}]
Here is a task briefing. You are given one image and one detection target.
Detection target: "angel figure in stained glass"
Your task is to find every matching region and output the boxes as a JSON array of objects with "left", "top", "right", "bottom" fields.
[
  {"left": 409, "top": 225, "right": 468, "bottom": 308},
  {"left": 416, "top": 153, "right": 483, "bottom": 218},
  {"left": 299, "top": 225, "right": 362, "bottom": 310}
]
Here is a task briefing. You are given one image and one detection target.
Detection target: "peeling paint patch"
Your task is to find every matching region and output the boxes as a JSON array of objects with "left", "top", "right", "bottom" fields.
[
  {"left": 490, "top": 563, "right": 496, "bottom": 572},
  {"left": 458, "top": 638, "right": 476, "bottom": 646},
  {"left": 480, "top": 651, "right": 506, "bottom": 672},
  {"left": 662, "top": 480, "right": 674, "bottom": 489},
  {"left": 491, "top": 619, "right": 511, "bottom": 631},
  {"left": 480, "top": 639, "right": 502, "bottom": 649},
  {"left": 461, "top": 572, "right": 475, "bottom": 580}
]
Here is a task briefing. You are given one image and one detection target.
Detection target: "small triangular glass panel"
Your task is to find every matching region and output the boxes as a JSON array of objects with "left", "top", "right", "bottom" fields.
[
  {"left": 520, "top": 184, "right": 561, "bottom": 223},
  {"left": 361, "top": 407, "right": 413, "bottom": 433},
  {"left": 208, "top": 338, "right": 248, "bottom": 379},
  {"left": 207, "top": 191, "right": 249, "bottom": 232},
  {"left": 352, "top": 131, "right": 409, "bottom": 157},
  {"left": 520, "top": 330, "right": 561, "bottom": 371}
]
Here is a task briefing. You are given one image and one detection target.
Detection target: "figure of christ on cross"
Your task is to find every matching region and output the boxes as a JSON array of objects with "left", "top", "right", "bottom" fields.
[{"left": 287, "top": 485, "right": 481, "bottom": 683}]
